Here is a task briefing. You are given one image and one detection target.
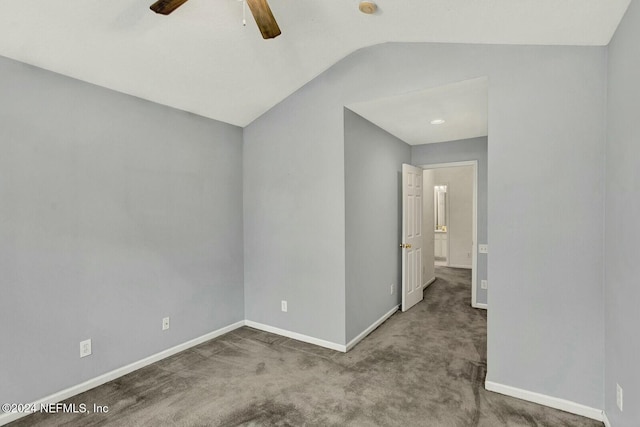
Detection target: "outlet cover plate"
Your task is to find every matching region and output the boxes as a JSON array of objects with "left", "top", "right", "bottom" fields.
[
  {"left": 162, "top": 317, "right": 170, "bottom": 331},
  {"left": 479, "top": 244, "right": 489, "bottom": 254},
  {"left": 281, "top": 300, "right": 288, "bottom": 312},
  {"left": 481, "top": 280, "right": 488, "bottom": 289},
  {"left": 80, "top": 339, "right": 92, "bottom": 358}
]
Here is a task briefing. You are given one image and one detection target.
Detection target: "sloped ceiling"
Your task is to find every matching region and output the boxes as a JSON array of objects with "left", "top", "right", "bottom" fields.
[{"left": 0, "top": 0, "right": 631, "bottom": 126}]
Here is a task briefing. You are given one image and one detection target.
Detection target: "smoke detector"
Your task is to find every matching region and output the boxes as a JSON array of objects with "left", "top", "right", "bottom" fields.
[{"left": 359, "top": 1, "right": 377, "bottom": 14}]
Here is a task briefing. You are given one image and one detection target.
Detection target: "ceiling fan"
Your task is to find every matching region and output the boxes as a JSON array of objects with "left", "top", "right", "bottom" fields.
[{"left": 150, "top": 0, "right": 281, "bottom": 39}]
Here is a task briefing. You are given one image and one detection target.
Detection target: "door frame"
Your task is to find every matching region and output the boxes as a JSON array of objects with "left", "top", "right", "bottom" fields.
[{"left": 420, "top": 160, "right": 480, "bottom": 309}]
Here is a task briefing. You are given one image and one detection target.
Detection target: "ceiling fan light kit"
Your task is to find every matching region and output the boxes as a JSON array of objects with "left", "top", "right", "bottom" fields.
[
  {"left": 150, "top": 0, "right": 281, "bottom": 39},
  {"left": 359, "top": 1, "right": 377, "bottom": 14}
]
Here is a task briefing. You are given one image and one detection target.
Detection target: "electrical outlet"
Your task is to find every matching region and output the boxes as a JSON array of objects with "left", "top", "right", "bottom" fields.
[
  {"left": 80, "top": 339, "right": 92, "bottom": 358},
  {"left": 390, "top": 284, "right": 394, "bottom": 295},
  {"left": 479, "top": 244, "right": 489, "bottom": 254},
  {"left": 281, "top": 300, "right": 288, "bottom": 312},
  {"left": 481, "top": 280, "right": 488, "bottom": 290},
  {"left": 617, "top": 383, "right": 623, "bottom": 411},
  {"left": 162, "top": 317, "right": 170, "bottom": 331}
]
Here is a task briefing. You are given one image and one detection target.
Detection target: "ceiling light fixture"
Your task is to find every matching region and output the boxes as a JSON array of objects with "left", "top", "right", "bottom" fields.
[
  {"left": 430, "top": 119, "right": 445, "bottom": 125},
  {"left": 359, "top": 1, "right": 377, "bottom": 14}
]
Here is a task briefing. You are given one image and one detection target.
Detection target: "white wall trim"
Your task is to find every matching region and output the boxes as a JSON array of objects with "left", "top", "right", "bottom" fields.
[
  {"left": 0, "top": 320, "right": 245, "bottom": 427},
  {"left": 346, "top": 304, "right": 400, "bottom": 352},
  {"left": 485, "top": 381, "right": 604, "bottom": 422},
  {"left": 473, "top": 302, "right": 488, "bottom": 310},
  {"left": 244, "top": 320, "right": 346, "bottom": 352},
  {"left": 423, "top": 276, "right": 436, "bottom": 288},
  {"left": 602, "top": 411, "right": 611, "bottom": 427}
]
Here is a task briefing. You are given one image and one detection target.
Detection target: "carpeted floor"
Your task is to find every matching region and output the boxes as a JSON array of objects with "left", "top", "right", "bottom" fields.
[{"left": 11, "top": 267, "right": 602, "bottom": 426}]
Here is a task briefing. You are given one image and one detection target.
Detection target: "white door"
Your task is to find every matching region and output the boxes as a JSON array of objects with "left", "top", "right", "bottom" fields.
[{"left": 402, "top": 164, "right": 424, "bottom": 312}]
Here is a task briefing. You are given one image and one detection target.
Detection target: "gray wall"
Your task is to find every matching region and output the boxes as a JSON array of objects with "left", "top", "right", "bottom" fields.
[
  {"left": 412, "top": 137, "right": 488, "bottom": 305},
  {"left": 244, "top": 42, "right": 606, "bottom": 408},
  {"left": 0, "top": 56, "right": 245, "bottom": 405},
  {"left": 344, "top": 109, "right": 411, "bottom": 343},
  {"left": 605, "top": 0, "right": 640, "bottom": 425},
  {"left": 242, "top": 77, "right": 347, "bottom": 346}
]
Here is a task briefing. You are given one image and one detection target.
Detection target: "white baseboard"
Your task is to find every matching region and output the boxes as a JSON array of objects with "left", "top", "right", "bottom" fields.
[
  {"left": 346, "top": 304, "right": 400, "bottom": 352},
  {"left": 423, "top": 276, "right": 436, "bottom": 288},
  {"left": 448, "top": 264, "right": 472, "bottom": 269},
  {"left": 485, "top": 381, "right": 604, "bottom": 422},
  {"left": 602, "top": 411, "right": 611, "bottom": 427},
  {"left": 244, "top": 320, "right": 346, "bottom": 352},
  {"left": 473, "top": 302, "right": 488, "bottom": 310},
  {"left": 0, "top": 320, "right": 245, "bottom": 427}
]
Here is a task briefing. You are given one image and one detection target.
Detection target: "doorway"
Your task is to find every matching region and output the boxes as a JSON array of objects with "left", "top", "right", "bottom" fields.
[{"left": 402, "top": 160, "right": 479, "bottom": 309}]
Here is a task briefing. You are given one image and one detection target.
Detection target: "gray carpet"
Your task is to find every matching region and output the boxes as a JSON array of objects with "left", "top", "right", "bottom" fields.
[{"left": 11, "top": 267, "right": 602, "bottom": 426}]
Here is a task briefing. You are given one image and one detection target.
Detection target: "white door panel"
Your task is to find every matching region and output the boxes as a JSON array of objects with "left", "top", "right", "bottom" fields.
[{"left": 402, "top": 164, "right": 424, "bottom": 312}]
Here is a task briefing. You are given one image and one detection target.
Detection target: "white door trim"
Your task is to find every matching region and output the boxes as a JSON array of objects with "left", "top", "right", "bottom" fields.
[{"left": 419, "top": 160, "right": 480, "bottom": 309}]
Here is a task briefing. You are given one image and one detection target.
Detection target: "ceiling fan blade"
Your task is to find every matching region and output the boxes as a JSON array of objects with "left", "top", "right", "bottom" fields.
[
  {"left": 246, "top": 0, "right": 281, "bottom": 39},
  {"left": 150, "top": 0, "right": 189, "bottom": 15}
]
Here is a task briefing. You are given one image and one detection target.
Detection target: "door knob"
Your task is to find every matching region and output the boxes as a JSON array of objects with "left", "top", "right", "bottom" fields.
[{"left": 400, "top": 243, "right": 412, "bottom": 249}]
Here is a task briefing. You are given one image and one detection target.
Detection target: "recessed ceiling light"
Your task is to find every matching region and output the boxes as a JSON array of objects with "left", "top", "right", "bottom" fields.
[
  {"left": 430, "top": 119, "right": 445, "bottom": 125},
  {"left": 359, "top": 1, "right": 377, "bottom": 14}
]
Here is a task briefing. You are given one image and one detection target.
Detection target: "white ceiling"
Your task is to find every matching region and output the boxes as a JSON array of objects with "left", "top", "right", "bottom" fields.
[
  {"left": 0, "top": 0, "right": 631, "bottom": 127},
  {"left": 347, "top": 77, "right": 488, "bottom": 145}
]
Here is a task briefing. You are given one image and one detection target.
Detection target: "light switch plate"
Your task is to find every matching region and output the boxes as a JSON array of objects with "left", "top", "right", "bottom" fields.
[
  {"left": 479, "top": 244, "right": 488, "bottom": 254},
  {"left": 617, "top": 383, "right": 623, "bottom": 411}
]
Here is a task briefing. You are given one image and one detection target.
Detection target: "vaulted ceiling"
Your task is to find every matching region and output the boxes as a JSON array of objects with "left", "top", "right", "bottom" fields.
[{"left": 0, "top": 0, "right": 631, "bottom": 126}]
